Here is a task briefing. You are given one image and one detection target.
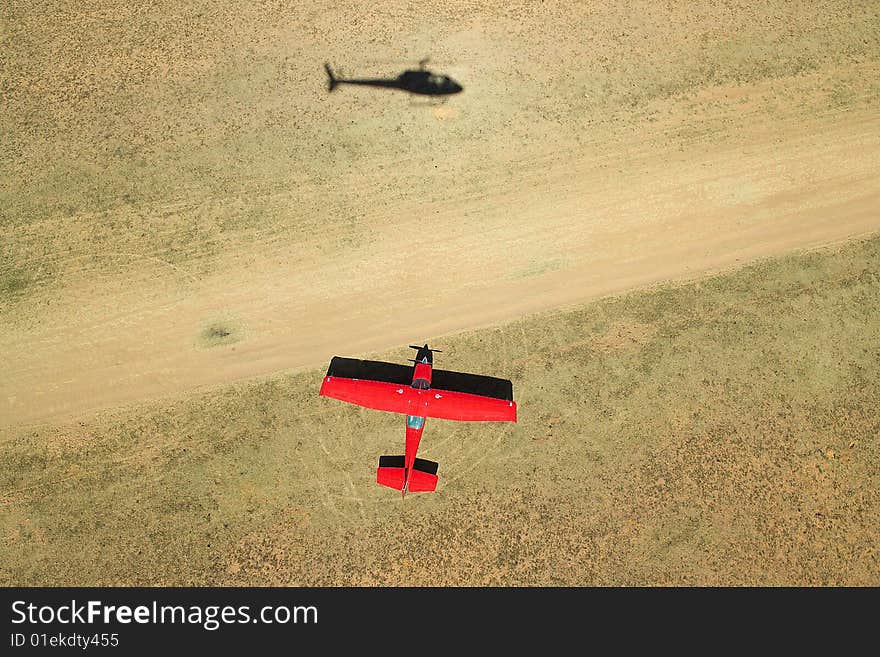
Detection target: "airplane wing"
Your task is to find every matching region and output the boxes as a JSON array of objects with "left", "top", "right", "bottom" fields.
[
  {"left": 320, "top": 357, "right": 517, "bottom": 421},
  {"left": 319, "top": 356, "right": 414, "bottom": 414},
  {"left": 424, "top": 368, "right": 516, "bottom": 422},
  {"left": 430, "top": 368, "right": 514, "bottom": 401},
  {"left": 423, "top": 388, "right": 517, "bottom": 422},
  {"left": 324, "top": 356, "right": 413, "bottom": 385}
]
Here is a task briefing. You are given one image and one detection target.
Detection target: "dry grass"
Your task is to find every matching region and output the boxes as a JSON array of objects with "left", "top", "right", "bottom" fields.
[
  {"left": 3, "top": 1, "right": 879, "bottom": 300},
  {"left": 2, "top": 0, "right": 878, "bottom": 586},
  {"left": 2, "top": 235, "right": 878, "bottom": 585}
]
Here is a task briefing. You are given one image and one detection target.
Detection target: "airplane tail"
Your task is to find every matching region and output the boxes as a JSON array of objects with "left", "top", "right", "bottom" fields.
[
  {"left": 324, "top": 63, "right": 338, "bottom": 92},
  {"left": 377, "top": 455, "right": 438, "bottom": 493}
]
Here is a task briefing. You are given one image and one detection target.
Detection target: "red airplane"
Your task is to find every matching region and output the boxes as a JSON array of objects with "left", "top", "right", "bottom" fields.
[{"left": 319, "top": 344, "right": 517, "bottom": 497}]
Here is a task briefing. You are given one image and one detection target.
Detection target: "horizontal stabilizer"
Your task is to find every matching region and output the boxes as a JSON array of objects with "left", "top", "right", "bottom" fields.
[
  {"left": 377, "top": 467, "right": 406, "bottom": 491},
  {"left": 409, "top": 459, "right": 439, "bottom": 492},
  {"left": 376, "top": 456, "right": 439, "bottom": 493}
]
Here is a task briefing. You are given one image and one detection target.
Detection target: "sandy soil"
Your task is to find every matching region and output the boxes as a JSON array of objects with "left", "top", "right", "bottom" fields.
[
  {"left": 2, "top": 2, "right": 880, "bottom": 587},
  {"left": 2, "top": 1, "right": 879, "bottom": 427},
  {"left": 3, "top": 236, "right": 878, "bottom": 585}
]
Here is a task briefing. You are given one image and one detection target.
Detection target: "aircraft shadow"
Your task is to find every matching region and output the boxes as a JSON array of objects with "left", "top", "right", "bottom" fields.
[{"left": 324, "top": 61, "right": 464, "bottom": 97}]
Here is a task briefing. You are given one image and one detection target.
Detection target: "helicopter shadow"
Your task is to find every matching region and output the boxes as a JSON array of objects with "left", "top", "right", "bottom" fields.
[{"left": 324, "top": 60, "right": 464, "bottom": 101}]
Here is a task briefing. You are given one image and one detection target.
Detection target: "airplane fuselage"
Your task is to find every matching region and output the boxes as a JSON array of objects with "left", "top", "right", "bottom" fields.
[{"left": 403, "top": 347, "right": 434, "bottom": 495}]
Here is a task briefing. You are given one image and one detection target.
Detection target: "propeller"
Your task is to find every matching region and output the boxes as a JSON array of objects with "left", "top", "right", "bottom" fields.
[
  {"left": 408, "top": 344, "right": 441, "bottom": 364},
  {"left": 409, "top": 345, "right": 441, "bottom": 353}
]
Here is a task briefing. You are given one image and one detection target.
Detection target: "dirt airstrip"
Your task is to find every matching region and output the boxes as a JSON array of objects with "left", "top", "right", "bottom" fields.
[{"left": 3, "top": 1, "right": 878, "bottom": 426}]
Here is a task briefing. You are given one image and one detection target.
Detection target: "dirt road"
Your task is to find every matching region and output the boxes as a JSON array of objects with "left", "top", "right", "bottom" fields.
[{"left": 3, "top": 2, "right": 878, "bottom": 427}]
